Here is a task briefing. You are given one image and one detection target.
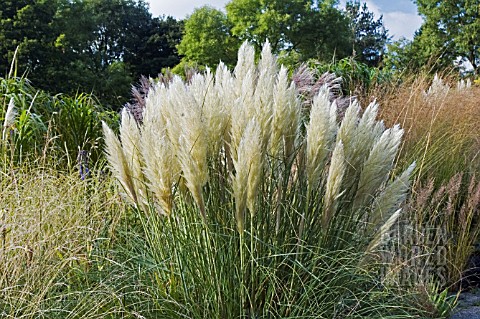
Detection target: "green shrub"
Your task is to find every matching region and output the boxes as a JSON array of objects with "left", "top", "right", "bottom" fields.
[
  {"left": 1, "top": 75, "right": 118, "bottom": 168},
  {"left": 307, "top": 56, "right": 395, "bottom": 97}
]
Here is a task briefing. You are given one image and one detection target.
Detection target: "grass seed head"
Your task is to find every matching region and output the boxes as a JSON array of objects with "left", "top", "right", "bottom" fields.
[
  {"left": 102, "top": 121, "right": 138, "bottom": 205},
  {"left": 2, "top": 98, "right": 17, "bottom": 141},
  {"left": 306, "top": 86, "right": 337, "bottom": 190}
]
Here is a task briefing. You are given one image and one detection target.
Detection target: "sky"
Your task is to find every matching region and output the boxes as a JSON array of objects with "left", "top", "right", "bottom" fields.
[{"left": 146, "top": 0, "right": 423, "bottom": 40}]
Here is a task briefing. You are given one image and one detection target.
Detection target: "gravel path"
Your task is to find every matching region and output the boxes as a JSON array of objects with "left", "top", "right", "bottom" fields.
[{"left": 450, "top": 292, "right": 480, "bottom": 319}]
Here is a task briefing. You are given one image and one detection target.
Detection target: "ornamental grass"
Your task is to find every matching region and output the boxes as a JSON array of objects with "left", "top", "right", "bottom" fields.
[{"left": 102, "top": 42, "right": 438, "bottom": 318}]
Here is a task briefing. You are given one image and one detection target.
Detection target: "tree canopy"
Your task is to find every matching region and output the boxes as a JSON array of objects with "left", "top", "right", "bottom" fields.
[
  {"left": 345, "top": 0, "right": 389, "bottom": 67},
  {"left": 392, "top": 0, "right": 480, "bottom": 74},
  {"left": 0, "top": 0, "right": 183, "bottom": 107},
  {"left": 176, "top": 6, "right": 239, "bottom": 69},
  {"left": 177, "top": 0, "right": 390, "bottom": 69}
]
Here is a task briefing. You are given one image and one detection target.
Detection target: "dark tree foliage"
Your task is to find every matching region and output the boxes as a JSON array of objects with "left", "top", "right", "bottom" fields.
[
  {"left": 128, "top": 17, "right": 183, "bottom": 78},
  {"left": 345, "top": 1, "right": 389, "bottom": 67},
  {"left": 293, "top": 4, "right": 352, "bottom": 61},
  {"left": 0, "top": 0, "right": 65, "bottom": 78},
  {"left": 0, "top": 0, "right": 183, "bottom": 108}
]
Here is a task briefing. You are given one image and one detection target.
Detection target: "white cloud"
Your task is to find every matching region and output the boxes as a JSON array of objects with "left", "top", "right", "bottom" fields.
[
  {"left": 339, "top": 0, "right": 422, "bottom": 40},
  {"left": 383, "top": 11, "right": 423, "bottom": 40},
  {"left": 147, "top": 0, "right": 228, "bottom": 19}
]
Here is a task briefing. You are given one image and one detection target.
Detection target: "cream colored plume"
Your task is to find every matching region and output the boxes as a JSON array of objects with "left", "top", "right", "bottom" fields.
[
  {"left": 269, "top": 65, "right": 301, "bottom": 160},
  {"left": 323, "top": 141, "right": 346, "bottom": 228},
  {"left": 140, "top": 121, "right": 179, "bottom": 215},
  {"left": 369, "top": 162, "right": 416, "bottom": 230},
  {"left": 102, "top": 121, "right": 138, "bottom": 205},
  {"left": 362, "top": 208, "right": 402, "bottom": 262},
  {"left": 2, "top": 98, "right": 17, "bottom": 141},
  {"left": 234, "top": 41, "right": 256, "bottom": 87},
  {"left": 354, "top": 124, "right": 403, "bottom": 210},
  {"left": 336, "top": 99, "right": 360, "bottom": 158},
  {"left": 119, "top": 109, "right": 147, "bottom": 206},
  {"left": 171, "top": 79, "right": 209, "bottom": 220},
  {"left": 254, "top": 41, "right": 277, "bottom": 147},
  {"left": 306, "top": 86, "right": 338, "bottom": 190},
  {"left": 232, "top": 120, "right": 263, "bottom": 232}
]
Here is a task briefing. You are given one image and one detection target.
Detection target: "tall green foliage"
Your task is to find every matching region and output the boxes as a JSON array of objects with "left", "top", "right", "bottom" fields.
[
  {"left": 0, "top": 0, "right": 66, "bottom": 78},
  {"left": 1, "top": 75, "right": 116, "bottom": 167},
  {"left": 177, "top": 1, "right": 390, "bottom": 71},
  {"left": 226, "top": 0, "right": 351, "bottom": 60},
  {"left": 415, "top": 0, "right": 480, "bottom": 74}
]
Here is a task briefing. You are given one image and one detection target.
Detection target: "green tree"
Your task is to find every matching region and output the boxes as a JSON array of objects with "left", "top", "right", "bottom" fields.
[
  {"left": 294, "top": 3, "right": 351, "bottom": 61},
  {"left": 412, "top": 0, "right": 480, "bottom": 74},
  {"left": 129, "top": 16, "right": 183, "bottom": 78},
  {"left": 1, "top": 0, "right": 183, "bottom": 108},
  {"left": 0, "top": 0, "right": 66, "bottom": 78},
  {"left": 345, "top": 1, "right": 389, "bottom": 67},
  {"left": 177, "top": 6, "right": 239, "bottom": 69},
  {"left": 226, "top": 0, "right": 307, "bottom": 52},
  {"left": 226, "top": 0, "right": 351, "bottom": 61}
]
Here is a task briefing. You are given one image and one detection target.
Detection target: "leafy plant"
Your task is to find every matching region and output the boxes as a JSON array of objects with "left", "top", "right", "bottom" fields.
[
  {"left": 1, "top": 74, "right": 118, "bottom": 168},
  {"left": 50, "top": 93, "right": 116, "bottom": 166}
]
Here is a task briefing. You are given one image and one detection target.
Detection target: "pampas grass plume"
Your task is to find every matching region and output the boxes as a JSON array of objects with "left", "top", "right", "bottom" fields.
[
  {"left": 370, "top": 162, "right": 416, "bottom": 230},
  {"left": 120, "top": 109, "right": 147, "bottom": 206},
  {"left": 323, "top": 141, "right": 346, "bottom": 228},
  {"left": 233, "top": 119, "right": 262, "bottom": 232},
  {"left": 354, "top": 124, "right": 403, "bottom": 210},
  {"left": 306, "top": 86, "right": 337, "bottom": 190},
  {"left": 102, "top": 121, "right": 138, "bottom": 205},
  {"left": 2, "top": 98, "right": 17, "bottom": 141},
  {"left": 270, "top": 66, "right": 300, "bottom": 160}
]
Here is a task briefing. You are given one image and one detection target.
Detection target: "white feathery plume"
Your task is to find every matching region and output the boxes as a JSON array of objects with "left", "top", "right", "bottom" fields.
[
  {"left": 254, "top": 41, "right": 277, "bottom": 147},
  {"left": 141, "top": 78, "right": 182, "bottom": 215},
  {"left": 143, "top": 82, "right": 167, "bottom": 127},
  {"left": 232, "top": 119, "right": 262, "bottom": 232},
  {"left": 269, "top": 65, "right": 300, "bottom": 160},
  {"left": 234, "top": 41, "right": 256, "bottom": 88},
  {"left": 162, "top": 77, "right": 188, "bottom": 152},
  {"left": 369, "top": 162, "right": 416, "bottom": 229},
  {"left": 3, "top": 98, "right": 17, "bottom": 141},
  {"left": 141, "top": 123, "right": 179, "bottom": 215},
  {"left": 323, "top": 141, "right": 346, "bottom": 228},
  {"left": 120, "top": 109, "right": 146, "bottom": 205},
  {"left": 336, "top": 99, "right": 360, "bottom": 158},
  {"left": 306, "top": 85, "right": 337, "bottom": 190},
  {"left": 364, "top": 208, "right": 402, "bottom": 255},
  {"left": 175, "top": 85, "right": 209, "bottom": 221},
  {"left": 354, "top": 124, "right": 404, "bottom": 210},
  {"left": 200, "top": 68, "right": 230, "bottom": 156},
  {"left": 230, "top": 71, "right": 255, "bottom": 161},
  {"left": 103, "top": 121, "right": 137, "bottom": 205},
  {"left": 354, "top": 101, "right": 383, "bottom": 159}
]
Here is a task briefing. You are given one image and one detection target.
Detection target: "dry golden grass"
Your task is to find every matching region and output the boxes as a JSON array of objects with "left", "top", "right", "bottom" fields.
[
  {"left": 369, "top": 75, "right": 480, "bottom": 292},
  {"left": 374, "top": 75, "right": 480, "bottom": 183},
  {"left": 0, "top": 165, "right": 124, "bottom": 317}
]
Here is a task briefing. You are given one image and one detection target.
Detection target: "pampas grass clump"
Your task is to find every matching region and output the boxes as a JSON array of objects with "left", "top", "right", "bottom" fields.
[{"left": 102, "top": 42, "right": 425, "bottom": 317}]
